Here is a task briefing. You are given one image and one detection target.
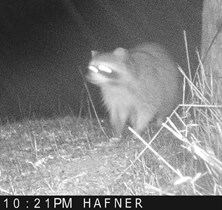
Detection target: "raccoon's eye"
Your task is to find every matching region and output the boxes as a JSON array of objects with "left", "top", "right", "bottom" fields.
[
  {"left": 98, "top": 65, "right": 112, "bottom": 73},
  {"left": 88, "top": 66, "right": 99, "bottom": 73}
]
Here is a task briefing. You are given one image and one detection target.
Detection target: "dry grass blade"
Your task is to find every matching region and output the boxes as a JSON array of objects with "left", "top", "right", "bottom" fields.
[{"left": 129, "top": 127, "right": 183, "bottom": 178}]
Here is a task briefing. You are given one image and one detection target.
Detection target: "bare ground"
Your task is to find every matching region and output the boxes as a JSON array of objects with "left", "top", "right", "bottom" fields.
[{"left": 0, "top": 116, "right": 193, "bottom": 195}]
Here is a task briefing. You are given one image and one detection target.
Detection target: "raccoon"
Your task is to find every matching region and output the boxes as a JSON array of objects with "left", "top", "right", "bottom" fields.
[{"left": 87, "top": 43, "right": 181, "bottom": 137}]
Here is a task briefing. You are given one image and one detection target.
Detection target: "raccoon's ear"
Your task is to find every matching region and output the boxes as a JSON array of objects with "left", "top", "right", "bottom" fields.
[
  {"left": 91, "top": 50, "right": 98, "bottom": 57},
  {"left": 113, "top": 47, "right": 128, "bottom": 60}
]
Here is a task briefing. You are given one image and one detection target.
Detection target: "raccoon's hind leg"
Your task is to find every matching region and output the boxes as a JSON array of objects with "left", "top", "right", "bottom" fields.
[
  {"left": 110, "top": 105, "right": 130, "bottom": 137},
  {"left": 133, "top": 106, "right": 157, "bottom": 136}
]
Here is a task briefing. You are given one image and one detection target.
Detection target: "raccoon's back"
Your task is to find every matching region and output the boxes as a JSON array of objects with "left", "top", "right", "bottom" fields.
[{"left": 129, "top": 43, "right": 181, "bottom": 116}]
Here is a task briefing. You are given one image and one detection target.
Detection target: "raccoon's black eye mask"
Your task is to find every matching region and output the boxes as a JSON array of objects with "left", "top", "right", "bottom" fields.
[
  {"left": 89, "top": 65, "right": 112, "bottom": 74},
  {"left": 88, "top": 65, "right": 120, "bottom": 80}
]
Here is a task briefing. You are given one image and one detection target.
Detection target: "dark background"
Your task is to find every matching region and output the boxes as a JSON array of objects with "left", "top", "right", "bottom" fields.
[{"left": 0, "top": 0, "right": 203, "bottom": 122}]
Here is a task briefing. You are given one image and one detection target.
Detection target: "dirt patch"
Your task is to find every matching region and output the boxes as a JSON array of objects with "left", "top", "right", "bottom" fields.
[{"left": 0, "top": 116, "right": 188, "bottom": 195}]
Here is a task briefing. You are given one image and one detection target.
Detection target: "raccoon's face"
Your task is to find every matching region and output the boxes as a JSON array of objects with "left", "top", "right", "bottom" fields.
[
  {"left": 87, "top": 48, "right": 132, "bottom": 86},
  {"left": 88, "top": 58, "right": 120, "bottom": 85}
]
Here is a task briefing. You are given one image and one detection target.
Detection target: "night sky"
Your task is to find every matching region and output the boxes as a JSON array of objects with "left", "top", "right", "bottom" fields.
[{"left": 0, "top": 0, "right": 203, "bottom": 122}]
